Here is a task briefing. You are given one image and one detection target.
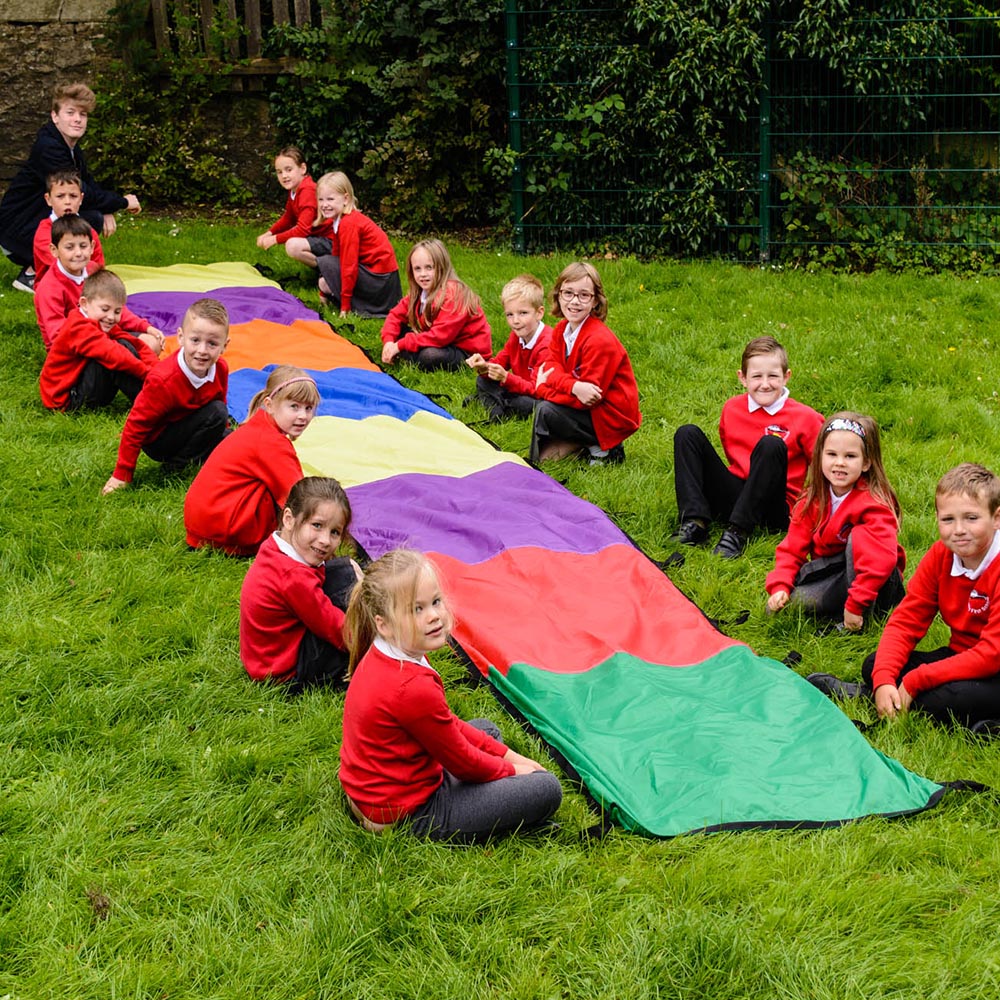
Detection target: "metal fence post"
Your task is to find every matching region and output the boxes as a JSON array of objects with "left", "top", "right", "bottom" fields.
[
  {"left": 759, "top": 11, "right": 772, "bottom": 266},
  {"left": 505, "top": 0, "right": 525, "bottom": 254}
]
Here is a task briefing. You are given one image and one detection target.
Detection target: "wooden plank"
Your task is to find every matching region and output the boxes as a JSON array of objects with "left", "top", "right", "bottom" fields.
[
  {"left": 150, "top": 0, "right": 169, "bottom": 55},
  {"left": 200, "top": 0, "right": 215, "bottom": 53},
  {"left": 225, "top": 0, "right": 240, "bottom": 60},
  {"left": 245, "top": 0, "right": 262, "bottom": 57},
  {"left": 272, "top": 0, "right": 290, "bottom": 25},
  {"left": 293, "top": 0, "right": 311, "bottom": 27}
]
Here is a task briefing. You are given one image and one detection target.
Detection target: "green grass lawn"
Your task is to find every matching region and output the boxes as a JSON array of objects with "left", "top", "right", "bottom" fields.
[{"left": 3, "top": 214, "right": 1000, "bottom": 998}]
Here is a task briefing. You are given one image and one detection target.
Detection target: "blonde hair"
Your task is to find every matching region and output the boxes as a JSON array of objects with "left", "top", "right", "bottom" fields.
[
  {"left": 550, "top": 262, "right": 608, "bottom": 322},
  {"left": 404, "top": 239, "right": 481, "bottom": 329},
  {"left": 80, "top": 268, "right": 126, "bottom": 305},
  {"left": 316, "top": 171, "right": 356, "bottom": 215},
  {"left": 182, "top": 297, "right": 229, "bottom": 331},
  {"left": 247, "top": 365, "right": 320, "bottom": 418},
  {"left": 343, "top": 549, "right": 448, "bottom": 675},
  {"left": 52, "top": 82, "right": 95, "bottom": 114},
  {"left": 936, "top": 463, "right": 1000, "bottom": 515},
  {"left": 501, "top": 273, "right": 544, "bottom": 311},
  {"left": 796, "top": 411, "right": 899, "bottom": 528}
]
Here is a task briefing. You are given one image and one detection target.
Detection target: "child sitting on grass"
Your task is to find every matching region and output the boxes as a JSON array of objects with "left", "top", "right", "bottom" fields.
[
  {"left": 33, "top": 170, "right": 104, "bottom": 284},
  {"left": 810, "top": 463, "right": 1000, "bottom": 731},
  {"left": 240, "top": 477, "right": 361, "bottom": 689},
  {"left": 255, "top": 147, "right": 330, "bottom": 264},
  {"left": 380, "top": 239, "right": 492, "bottom": 371},
  {"left": 39, "top": 268, "right": 159, "bottom": 411},
  {"left": 339, "top": 548, "right": 563, "bottom": 840},
  {"left": 466, "top": 273, "right": 553, "bottom": 423},
  {"left": 765, "top": 412, "right": 905, "bottom": 631},
  {"left": 102, "top": 298, "right": 231, "bottom": 494},
  {"left": 34, "top": 214, "right": 163, "bottom": 352},
  {"left": 183, "top": 365, "right": 319, "bottom": 557},
  {"left": 529, "top": 261, "right": 641, "bottom": 466},
  {"left": 672, "top": 336, "right": 823, "bottom": 558}
]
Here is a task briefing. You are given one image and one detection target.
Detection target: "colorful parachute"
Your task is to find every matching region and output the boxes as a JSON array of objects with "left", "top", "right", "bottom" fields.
[{"left": 123, "top": 263, "right": 944, "bottom": 837}]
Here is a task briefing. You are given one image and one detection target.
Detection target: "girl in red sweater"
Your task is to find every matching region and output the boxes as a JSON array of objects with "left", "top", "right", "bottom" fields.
[
  {"left": 184, "top": 365, "right": 319, "bottom": 556},
  {"left": 380, "top": 239, "right": 491, "bottom": 370},
  {"left": 339, "top": 549, "right": 562, "bottom": 841},
  {"left": 240, "top": 477, "right": 360, "bottom": 689},
  {"left": 254, "top": 147, "right": 329, "bottom": 264},
  {"left": 765, "top": 412, "right": 905, "bottom": 630}
]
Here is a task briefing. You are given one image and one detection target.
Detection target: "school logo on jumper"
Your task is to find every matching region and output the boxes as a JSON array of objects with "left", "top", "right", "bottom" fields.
[
  {"left": 969, "top": 590, "right": 990, "bottom": 616},
  {"left": 764, "top": 424, "right": 791, "bottom": 441},
  {"left": 837, "top": 523, "right": 854, "bottom": 543}
]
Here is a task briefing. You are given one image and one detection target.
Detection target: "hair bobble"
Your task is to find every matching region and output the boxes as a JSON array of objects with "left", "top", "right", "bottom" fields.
[{"left": 825, "top": 416, "right": 866, "bottom": 439}]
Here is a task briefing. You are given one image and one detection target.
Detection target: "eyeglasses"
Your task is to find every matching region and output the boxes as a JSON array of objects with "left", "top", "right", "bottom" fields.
[{"left": 559, "top": 289, "right": 594, "bottom": 304}]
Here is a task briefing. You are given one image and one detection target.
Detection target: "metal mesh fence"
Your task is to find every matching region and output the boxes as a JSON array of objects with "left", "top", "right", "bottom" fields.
[{"left": 506, "top": 2, "right": 1000, "bottom": 267}]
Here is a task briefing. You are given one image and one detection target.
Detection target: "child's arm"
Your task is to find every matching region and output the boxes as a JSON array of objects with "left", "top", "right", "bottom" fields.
[
  {"left": 103, "top": 370, "right": 167, "bottom": 492},
  {"left": 535, "top": 322, "right": 621, "bottom": 407},
  {"left": 269, "top": 188, "right": 319, "bottom": 246},
  {"left": 285, "top": 574, "right": 347, "bottom": 649},
  {"left": 391, "top": 290, "right": 488, "bottom": 356},
  {"left": 843, "top": 503, "right": 903, "bottom": 622},
  {"left": 33, "top": 279, "right": 69, "bottom": 350},
  {"left": 765, "top": 509, "right": 814, "bottom": 610},
  {"left": 379, "top": 298, "right": 410, "bottom": 363}
]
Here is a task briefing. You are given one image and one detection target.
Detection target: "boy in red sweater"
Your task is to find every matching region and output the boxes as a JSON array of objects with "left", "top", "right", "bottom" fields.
[
  {"left": 39, "top": 269, "right": 160, "bottom": 411},
  {"left": 34, "top": 215, "right": 162, "bottom": 351},
  {"left": 672, "top": 336, "right": 824, "bottom": 558},
  {"left": 812, "top": 464, "right": 1000, "bottom": 729},
  {"left": 466, "top": 273, "right": 553, "bottom": 422},
  {"left": 32, "top": 171, "right": 104, "bottom": 284},
  {"left": 102, "top": 298, "right": 231, "bottom": 494}
]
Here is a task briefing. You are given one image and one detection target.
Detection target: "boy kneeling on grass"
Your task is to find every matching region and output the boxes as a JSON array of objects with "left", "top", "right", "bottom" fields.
[
  {"left": 810, "top": 463, "right": 1000, "bottom": 732},
  {"left": 103, "top": 298, "right": 231, "bottom": 494}
]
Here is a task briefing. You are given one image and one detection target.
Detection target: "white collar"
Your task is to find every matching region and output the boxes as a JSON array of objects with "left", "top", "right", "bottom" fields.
[
  {"left": 332, "top": 216, "right": 340, "bottom": 234},
  {"left": 563, "top": 319, "right": 584, "bottom": 354},
  {"left": 48, "top": 210, "right": 60, "bottom": 222},
  {"left": 950, "top": 529, "right": 1000, "bottom": 580},
  {"left": 176, "top": 348, "right": 216, "bottom": 389},
  {"left": 57, "top": 259, "right": 87, "bottom": 286},
  {"left": 829, "top": 484, "right": 851, "bottom": 514},
  {"left": 271, "top": 530, "right": 310, "bottom": 566},
  {"left": 520, "top": 321, "right": 545, "bottom": 351},
  {"left": 747, "top": 387, "right": 790, "bottom": 415},
  {"left": 374, "top": 634, "right": 433, "bottom": 668}
]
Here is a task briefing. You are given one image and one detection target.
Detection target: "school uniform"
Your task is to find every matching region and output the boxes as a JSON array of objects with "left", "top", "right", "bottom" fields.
[
  {"left": 381, "top": 281, "right": 492, "bottom": 370},
  {"left": 475, "top": 322, "right": 553, "bottom": 421},
  {"left": 111, "top": 351, "right": 230, "bottom": 482},
  {"left": 268, "top": 175, "right": 330, "bottom": 244},
  {"left": 34, "top": 260, "right": 151, "bottom": 351},
  {"left": 39, "top": 307, "right": 158, "bottom": 411},
  {"left": 33, "top": 214, "right": 104, "bottom": 284},
  {"left": 0, "top": 121, "right": 126, "bottom": 266},
  {"left": 239, "top": 532, "right": 354, "bottom": 686},
  {"left": 530, "top": 315, "right": 641, "bottom": 460},
  {"left": 766, "top": 481, "right": 906, "bottom": 618},
  {"left": 315, "top": 210, "right": 401, "bottom": 316},
  {"left": 340, "top": 637, "right": 561, "bottom": 840},
  {"left": 674, "top": 389, "right": 823, "bottom": 534},
  {"left": 183, "top": 409, "right": 303, "bottom": 556},
  {"left": 862, "top": 534, "right": 1000, "bottom": 725}
]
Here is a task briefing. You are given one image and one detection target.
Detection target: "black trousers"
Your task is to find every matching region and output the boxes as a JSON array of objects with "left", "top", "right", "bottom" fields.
[
  {"left": 67, "top": 339, "right": 144, "bottom": 411},
  {"left": 144, "top": 400, "right": 229, "bottom": 470},
  {"left": 673, "top": 423, "right": 789, "bottom": 534},
  {"left": 529, "top": 400, "right": 598, "bottom": 463},
  {"left": 290, "top": 557, "right": 358, "bottom": 692},
  {"left": 861, "top": 646, "right": 1000, "bottom": 728},
  {"left": 474, "top": 375, "right": 535, "bottom": 423}
]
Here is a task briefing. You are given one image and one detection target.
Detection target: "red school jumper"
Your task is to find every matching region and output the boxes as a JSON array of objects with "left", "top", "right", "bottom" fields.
[
  {"left": 39, "top": 308, "right": 158, "bottom": 410},
  {"left": 765, "top": 481, "right": 906, "bottom": 617},
  {"left": 339, "top": 642, "right": 515, "bottom": 824},
  {"left": 331, "top": 210, "right": 398, "bottom": 313},
  {"left": 34, "top": 261, "right": 151, "bottom": 351},
  {"left": 268, "top": 175, "right": 331, "bottom": 244},
  {"left": 183, "top": 408, "right": 302, "bottom": 556},
  {"left": 535, "top": 315, "right": 641, "bottom": 450},
  {"left": 239, "top": 533, "right": 346, "bottom": 682},
  {"left": 33, "top": 215, "right": 105, "bottom": 284},
  {"left": 719, "top": 394, "right": 824, "bottom": 509},
  {"left": 380, "top": 281, "right": 492, "bottom": 358},
  {"left": 493, "top": 323, "right": 554, "bottom": 397},
  {"left": 112, "top": 352, "right": 229, "bottom": 483},
  {"left": 872, "top": 539, "right": 1000, "bottom": 696}
]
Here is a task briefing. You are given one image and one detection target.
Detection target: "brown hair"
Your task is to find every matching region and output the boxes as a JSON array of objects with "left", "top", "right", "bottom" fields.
[
  {"left": 182, "top": 297, "right": 229, "bottom": 331},
  {"left": 52, "top": 82, "right": 95, "bottom": 114},
  {"left": 51, "top": 214, "right": 93, "bottom": 246},
  {"left": 796, "top": 411, "right": 900, "bottom": 528},
  {"left": 403, "top": 239, "right": 481, "bottom": 329},
  {"left": 741, "top": 336, "right": 789, "bottom": 374},
  {"left": 283, "top": 476, "right": 353, "bottom": 547},
  {"left": 343, "top": 549, "right": 449, "bottom": 676},
  {"left": 550, "top": 262, "right": 608, "bottom": 322},
  {"left": 316, "top": 171, "right": 356, "bottom": 215},
  {"left": 501, "top": 273, "right": 545, "bottom": 312},
  {"left": 276, "top": 146, "right": 306, "bottom": 167},
  {"left": 46, "top": 170, "right": 82, "bottom": 193},
  {"left": 80, "top": 268, "right": 126, "bottom": 305},
  {"left": 936, "top": 463, "right": 1000, "bottom": 515},
  {"left": 247, "top": 365, "right": 320, "bottom": 418}
]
